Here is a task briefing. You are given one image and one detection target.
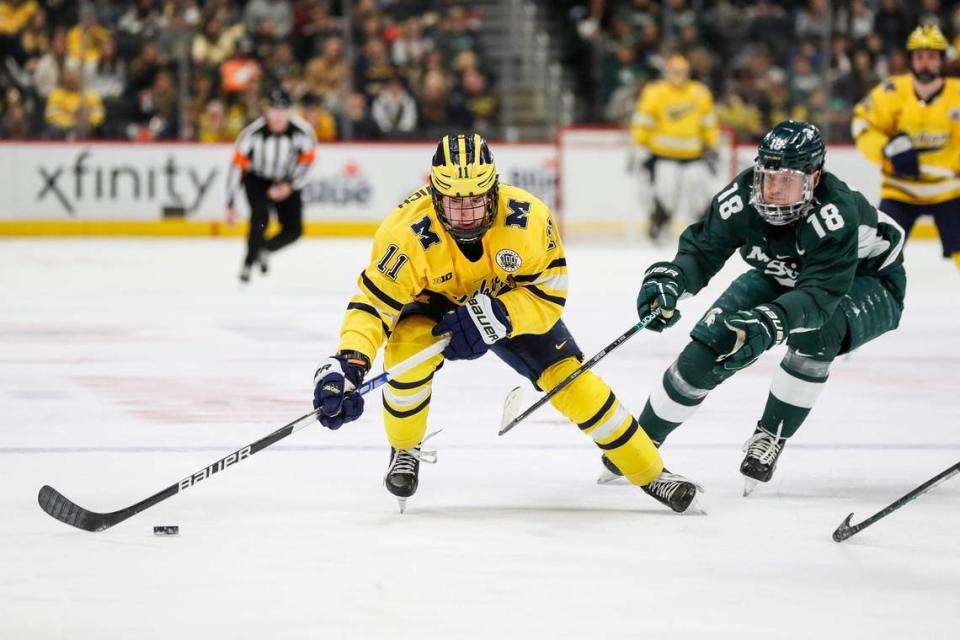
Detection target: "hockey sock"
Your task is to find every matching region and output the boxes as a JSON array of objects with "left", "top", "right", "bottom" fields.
[
  {"left": 952, "top": 251, "right": 960, "bottom": 272},
  {"left": 639, "top": 340, "right": 722, "bottom": 442},
  {"left": 757, "top": 349, "right": 831, "bottom": 439},
  {"left": 538, "top": 358, "right": 663, "bottom": 485}
]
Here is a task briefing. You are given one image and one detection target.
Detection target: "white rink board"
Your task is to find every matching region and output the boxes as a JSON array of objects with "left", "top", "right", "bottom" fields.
[
  {"left": 2, "top": 237, "right": 959, "bottom": 639},
  {"left": 0, "top": 142, "right": 556, "bottom": 221}
]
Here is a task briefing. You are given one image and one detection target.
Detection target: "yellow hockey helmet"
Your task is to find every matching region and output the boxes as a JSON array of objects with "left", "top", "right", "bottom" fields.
[
  {"left": 907, "top": 25, "right": 948, "bottom": 52},
  {"left": 430, "top": 133, "right": 499, "bottom": 242}
]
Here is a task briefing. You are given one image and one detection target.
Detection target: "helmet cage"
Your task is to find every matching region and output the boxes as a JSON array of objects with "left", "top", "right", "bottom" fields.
[
  {"left": 431, "top": 185, "right": 499, "bottom": 243},
  {"left": 750, "top": 165, "right": 815, "bottom": 226}
]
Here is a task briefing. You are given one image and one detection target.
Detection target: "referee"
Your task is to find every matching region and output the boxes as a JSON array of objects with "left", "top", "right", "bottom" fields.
[{"left": 225, "top": 89, "right": 318, "bottom": 283}]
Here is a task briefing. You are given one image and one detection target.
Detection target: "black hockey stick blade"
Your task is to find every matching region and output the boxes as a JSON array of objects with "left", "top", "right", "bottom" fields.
[
  {"left": 38, "top": 484, "right": 151, "bottom": 532},
  {"left": 832, "top": 513, "right": 856, "bottom": 543}
]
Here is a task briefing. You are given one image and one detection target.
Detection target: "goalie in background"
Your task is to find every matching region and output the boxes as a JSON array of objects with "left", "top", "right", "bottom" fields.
[
  {"left": 311, "top": 133, "right": 701, "bottom": 514},
  {"left": 629, "top": 53, "right": 719, "bottom": 243},
  {"left": 852, "top": 24, "right": 960, "bottom": 273}
]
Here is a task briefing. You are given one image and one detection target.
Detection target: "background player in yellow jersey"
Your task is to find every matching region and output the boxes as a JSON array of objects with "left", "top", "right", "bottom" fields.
[
  {"left": 852, "top": 25, "right": 960, "bottom": 272},
  {"left": 311, "top": 133, "right": 700, "bottom": 513},
  {"left": 630, "top": 54, "right": 719, "bottom": 242}
]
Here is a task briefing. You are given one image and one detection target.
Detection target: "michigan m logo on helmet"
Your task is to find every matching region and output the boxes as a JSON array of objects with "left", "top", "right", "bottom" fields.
[{"left": 430, "top": 133, "right": 500, "bottom": 243}]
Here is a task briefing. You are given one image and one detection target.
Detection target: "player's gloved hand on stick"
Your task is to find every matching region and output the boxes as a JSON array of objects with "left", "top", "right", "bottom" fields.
[
  {"left": 313, "top": 352, "right": 370, "bottom": 429},
  {"left": 637, "top": 262, "right": 686, "bottom": 332},
  {"left": 432, "top": 293, "right": 511, "bottom": 360},
  {"left": 721, "top": 304, "right": 787, "bottom": 370},
  {"left": 883, "top": 133, "right": 920, "bottom": 179}
]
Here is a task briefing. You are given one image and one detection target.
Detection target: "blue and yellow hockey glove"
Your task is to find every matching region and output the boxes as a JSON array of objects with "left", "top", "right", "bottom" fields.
[
  {"left": 883, "top": 133, "right": 920, "bottom": 180},
  {"left": 313, "top": 352, "right": 370, "bottom": 429},
  {"left": 432, "top": 294, "right": 512, "bottom": 360}
]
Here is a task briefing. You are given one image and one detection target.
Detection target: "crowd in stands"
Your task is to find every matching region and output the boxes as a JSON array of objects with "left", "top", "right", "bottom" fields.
[
  {"left": 578, "top": 0, "right": 960, "bottom": 142},
  {"left": 0, "top": 0, "right": 499, "bottom": 141}
]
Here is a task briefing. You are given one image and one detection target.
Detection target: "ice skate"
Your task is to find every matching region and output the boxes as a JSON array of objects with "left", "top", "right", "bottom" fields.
[
  {"left": 642, "top": 469, "right": 704, "bottom": 514},
  {"left": 257, "top": 249, "right": 270, "bottom": 275},
  {"left": 239, "top": 263, "right": 252, "bottom": 283},
  {"left": 740, "top": 424, "right": 786, "bottom": 497},
  {"left": 383, "top": 431, "right": 440, "bottom": 513}
]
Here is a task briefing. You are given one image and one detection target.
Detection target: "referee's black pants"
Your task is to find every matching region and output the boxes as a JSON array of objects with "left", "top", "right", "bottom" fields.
[{"left": 244, "top": 175, "right": 304, "bottom": 266}]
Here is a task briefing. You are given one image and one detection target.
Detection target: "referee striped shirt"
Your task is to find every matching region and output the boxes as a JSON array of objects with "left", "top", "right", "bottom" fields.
[{"left": 226, "top": 115, "right": 318, "bottom": 207}]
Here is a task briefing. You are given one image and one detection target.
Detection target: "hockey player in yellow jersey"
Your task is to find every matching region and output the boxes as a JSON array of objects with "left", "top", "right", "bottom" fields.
[
  {"left": 311, "top": 133, "right": 700, "bottom": 513},
  {"left": 852, "top": 24, "right": 960, "bottom": 272},
  {"left": 631, "top": 53, "right": 720, "bottom": 241}
]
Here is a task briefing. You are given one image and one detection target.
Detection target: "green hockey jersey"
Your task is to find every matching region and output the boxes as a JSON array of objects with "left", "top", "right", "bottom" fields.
[{"left": 672, "top": 170, "right": 907, "bottom": 333}]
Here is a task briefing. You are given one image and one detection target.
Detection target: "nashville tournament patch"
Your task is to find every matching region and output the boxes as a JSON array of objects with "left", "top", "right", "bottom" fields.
[{"left": 495, "top": 249, "right": 522, "bottom": 273}]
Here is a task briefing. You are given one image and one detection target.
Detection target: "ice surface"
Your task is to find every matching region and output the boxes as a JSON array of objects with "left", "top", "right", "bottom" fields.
[{"left": 2, "top": 237, "right": 958, "bottom": 639}]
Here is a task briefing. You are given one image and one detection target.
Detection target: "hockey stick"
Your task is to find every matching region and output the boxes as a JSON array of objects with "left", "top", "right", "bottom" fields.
[
  {"left": 832, "top": 461, "right": 960, "bottom": 542},
  {"left": 498, "top": 310, "right": 659, "bottom": 436},
  {"left": 37, "top": 338, "right": 449, "bottom": 532}
]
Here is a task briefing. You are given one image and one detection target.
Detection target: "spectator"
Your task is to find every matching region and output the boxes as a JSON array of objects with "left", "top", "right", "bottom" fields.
[
  {"left": 835, "top": 49, "right": 879, "bottom": 108},
  {"left": 1, "top": 86, "right": 29, "bottom": 137},
  {"left": 354, "top": 37, "right": 394, "bottom": 98},
  {"left": 836, "top": 0, "right": 875, "bottom": 43},
  {"left": 44, "top": 66, "right": 104, "bottom": 139},
  {"left": 790, "top": 56, "right": 820, "bottom": 106},
  {"left": 18, "top": 6, "right": 46, "bottom": 70},
  {"left": 32, "top": 25, "right": 66, "bottom": 98},
  {"left": 371, "top": 76, "right": 417, "bottom": 136},
  {"left": 340, "top": 91, "right": 381, "bottom": 139},
  {"left": 392, "top": 16, "right": 430, "bottom": 70},
  {"left": 85, "top": 36, "right": 125, "bottom": 100},
  {"left": 299, "top": 92, "right": 337, "bottom": 141},
  {"left": 135, "top": 68, "right": 179, "bottom": 140},
  {"left": 191, "top": 16, "right": 240, "bottom": 68},
  {"left": 0, "top": 0, "right": 38, "bottom": 62},
  {"left": 416, "top": 70, "right": 450, "bottom": 134},
  {"left": 116, "top": 0, "right": 164, "bottom": 51},
  {"left": 450, "top": 68, "right": 497, "bottom": 135},
  {"left": 127, "top": 40, "right": 164, "bottom": 97},
  {"left": 270, "top": 42, "right": 302, "bottom": 96},
  {"left": 244, "top": 0, "right": 293, "bottom": 42},
  {"left": 196, "top": 99, "right": 241, "bottom": 142},
  {"left": 220, "top": 38, "right": 261, "bottom": 95},
  {"left": 433, "top": 6, "right": 478, "bottom": 58},
  {"left": 598, "top": 42, "right": 644, "bottom": 108},
  {"left": 874, "top": 0, "right": 912, "bottom": 54},
  {"left": 293, "top": 0, "right": 340, "bottom": 60},
  {"left": 66, "top": 6, "right": 109, "bottom": 68},
  {"left": 304, "top": 35, "right": 346, "bottom": 108}
]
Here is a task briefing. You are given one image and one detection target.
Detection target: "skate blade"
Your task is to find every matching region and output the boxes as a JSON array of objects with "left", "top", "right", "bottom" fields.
[
  {"left": 742, "top": 477, "right": 760, "bottom": 497},
  {"left": 597, "top": 470, "right": 628, "bottom": 485},
  {"left": 397, "top": 498, "right": 407, "bottom": 514},
  {"left": 683, "top": 496, "right": 707, "bottom": 515}
]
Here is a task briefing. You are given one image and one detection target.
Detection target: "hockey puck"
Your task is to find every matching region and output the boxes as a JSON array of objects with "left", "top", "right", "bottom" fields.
[{"left": 153, "top": 525, "right": 179, "bottom": 536}]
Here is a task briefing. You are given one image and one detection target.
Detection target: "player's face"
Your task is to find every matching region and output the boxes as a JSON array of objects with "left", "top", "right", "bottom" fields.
[
  {"left": 441, "top": 194, "right": 489, "bottom": 231},
  {"left": 911, "top": 49, "right": 943, "bottom": 80},
  {"left": 266, "top": 107, "right": 290, "bottom": 133},
  {"left": 760, "top": 169, "right": 806, "bottom": 205}
]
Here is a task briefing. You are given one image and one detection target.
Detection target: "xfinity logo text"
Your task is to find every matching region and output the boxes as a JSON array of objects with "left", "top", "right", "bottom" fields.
[{"left": 37, "top": 150, "right": 218, "bottom": 215}]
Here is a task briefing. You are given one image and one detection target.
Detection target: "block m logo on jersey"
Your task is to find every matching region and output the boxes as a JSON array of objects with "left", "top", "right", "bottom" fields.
[
  {"left": 411, "top": 215, "right": 441, "bottom": 249},
  {"left": 505, "top": 199, "right": 530, "bottom": 228}
]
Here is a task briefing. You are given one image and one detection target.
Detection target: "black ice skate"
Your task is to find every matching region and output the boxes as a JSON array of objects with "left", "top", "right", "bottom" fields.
[
  {"left": 257, "top": 250, "right": 270, "bottom": 275},
  {"left": 239, "top": 263, "right": 252, "bottom": 283},
  {"left": 642, "top": 469, "right": 703, "bottom": 514},
  {"left": 383, "top": 431, "right": 440, "bottom": 513},
  {"left": 740, "top": 424, "right": 786, "bottom": 497}
]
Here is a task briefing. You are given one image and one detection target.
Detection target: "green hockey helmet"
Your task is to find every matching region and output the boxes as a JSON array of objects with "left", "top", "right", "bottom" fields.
[{"left": 750, "top": 120, "right": 826, "bottom": 225}]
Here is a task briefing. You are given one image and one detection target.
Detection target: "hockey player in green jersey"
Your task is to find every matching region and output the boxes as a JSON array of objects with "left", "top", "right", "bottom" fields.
[{"left": 603, "top": 121, "right": 907, "bottom": 495}]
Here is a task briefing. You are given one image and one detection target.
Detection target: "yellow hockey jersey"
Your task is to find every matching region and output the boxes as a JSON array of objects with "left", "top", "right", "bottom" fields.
[
  {"left": 630, "top": 80, "right": 719, "bottom": 160},
  {"left": 852, "top": 74, "right": 960, "bottom": 205},
  {"left": 338, "top": 183, "right": 568, "bottom": 362}
]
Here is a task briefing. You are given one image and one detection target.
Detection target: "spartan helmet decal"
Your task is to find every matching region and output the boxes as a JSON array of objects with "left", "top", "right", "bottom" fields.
[{"left": 430, "top": 133, "right": 500, "bottom": 243}]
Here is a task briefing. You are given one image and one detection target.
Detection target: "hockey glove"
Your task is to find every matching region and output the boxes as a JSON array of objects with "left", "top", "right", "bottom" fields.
[
  {"left": 883, "top": 133, "right": 920, "bottom": 179},
  {"left": 626, "top": 146, "right": 652, "bottom": 174},
  {"left": 313, "top": 352, "right": 370, "bottom": 429},
  {"left": 431, "top": 293, "right": 512, "bottom": 361},
  {"left": 637, "top": 262, "right": 686, "bottom": 332},
  {"left": 721, "top": 304, "right": 787, "bottom": 370}
]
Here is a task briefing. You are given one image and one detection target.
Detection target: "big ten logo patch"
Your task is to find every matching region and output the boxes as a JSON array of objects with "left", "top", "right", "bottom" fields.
[{"left": 496, "top": 249, "right": 522, "bottom": 273}]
